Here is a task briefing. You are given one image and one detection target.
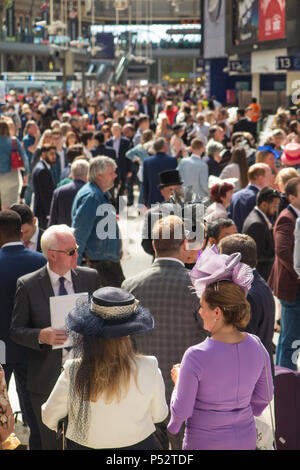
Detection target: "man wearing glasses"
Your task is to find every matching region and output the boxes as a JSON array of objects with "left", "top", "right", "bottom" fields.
[{"left": 10, "top": 224, "right": 100, "bottom": 450}]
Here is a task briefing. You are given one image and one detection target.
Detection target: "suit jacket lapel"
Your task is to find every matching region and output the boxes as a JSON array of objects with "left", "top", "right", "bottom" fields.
[
  {"left": 39, "top": 266, "right": 54, "bottom": 301},
  {"left": 287, "top": 204, "right": 298, "bottom": 219},
  {"left": 71, "top": 269, "right": 82, "bottom": 293}
]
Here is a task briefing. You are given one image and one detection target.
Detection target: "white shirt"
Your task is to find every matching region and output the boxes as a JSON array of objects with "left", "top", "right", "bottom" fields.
[
  {"left": 26, "top": 226, "right": 39, "bottom": 251},
  {"left": 56, "top": 149, "right": 66, "bottom": 173},
  {"left": 41, "top": 356, "right": 168, "bottom": 448},
  {"left": 46, "top": 264, "right": 74, "bottom": 296},
  {"left": 113, "top": 137, "right": 121, "bottom": 159},
  {"left": 46, "top": 264, "right": 74, "bottom": 363},
  {"left": 83, "top": 147, "right": 93, "bottom": 161}
]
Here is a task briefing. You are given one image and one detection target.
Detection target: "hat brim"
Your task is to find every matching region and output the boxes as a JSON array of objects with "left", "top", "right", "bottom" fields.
[
  {"left": 281, "top": 153, "right": 300, "bottom": 166},
  {"left": 157, "top": 181, "right": 183, "bottom": 190},
  {"left": 66, "top": 301, "right": 154, "bottom": 338}
]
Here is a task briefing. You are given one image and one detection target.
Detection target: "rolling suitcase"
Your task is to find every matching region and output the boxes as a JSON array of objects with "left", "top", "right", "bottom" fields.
[{"left": 274, "top": 366, "right": 300, "bottom": 450}]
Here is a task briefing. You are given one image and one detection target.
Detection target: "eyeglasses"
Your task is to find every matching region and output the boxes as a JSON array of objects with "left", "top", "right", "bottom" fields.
[{"left": 49, "top": 245, "right": 79, "bottom": 256}]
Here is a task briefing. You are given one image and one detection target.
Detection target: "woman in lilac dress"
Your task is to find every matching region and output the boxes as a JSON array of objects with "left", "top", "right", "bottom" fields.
[{"left": 167, "top": 247, "right": 274, "bottom": 450}]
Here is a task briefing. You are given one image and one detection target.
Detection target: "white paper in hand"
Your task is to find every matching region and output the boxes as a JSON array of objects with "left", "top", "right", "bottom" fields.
[{"left": 50, "top": 292, "right": 89, "bottom": 350}]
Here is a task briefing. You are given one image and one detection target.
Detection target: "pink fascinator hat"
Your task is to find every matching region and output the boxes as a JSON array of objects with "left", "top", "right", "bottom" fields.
[{"left": 190, "top": 245, "right": 253, "bottom": 298}]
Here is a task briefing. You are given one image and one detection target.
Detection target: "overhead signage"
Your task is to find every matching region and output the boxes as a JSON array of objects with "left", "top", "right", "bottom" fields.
[
  {"left": 275, "top": 56, "right": 300, "bottom": 71},
  {"left": 166, "top": 29, "right": 201, "bottom": 35},
  {"left": 234, "top": 0, "right": 259, "bottom": 46},
  {"left": 258, "top": 0, "right": 286, "bottom": 42}
]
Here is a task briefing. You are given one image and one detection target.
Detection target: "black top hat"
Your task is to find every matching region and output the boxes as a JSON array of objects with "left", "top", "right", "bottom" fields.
[
  {"left": 66, "top": 287, "right": 154, "bottom": 339},
  {"left": 157, "top": 170, "right": 183, "bottom": 190}
]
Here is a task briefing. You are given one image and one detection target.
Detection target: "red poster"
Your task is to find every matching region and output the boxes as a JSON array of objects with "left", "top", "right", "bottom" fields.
[{"left": 258, "top": 0, "right": 286, "bottom": 42}]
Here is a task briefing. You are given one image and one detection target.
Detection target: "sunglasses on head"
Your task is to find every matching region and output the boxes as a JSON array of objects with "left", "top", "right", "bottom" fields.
[{"left": 49, "top": 244, "right": 79, "bottom": 256}]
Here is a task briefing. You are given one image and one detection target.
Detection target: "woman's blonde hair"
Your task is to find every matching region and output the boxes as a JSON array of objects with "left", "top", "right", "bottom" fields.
[
  {"left": 275, "top": 167, "right": 299, "bottom": 191},
  {"left": 203, "top": 281, "right": 251, "bottom": 329},
  {"left": 75, "top": 336, "right": 138, "bottom": 404}
]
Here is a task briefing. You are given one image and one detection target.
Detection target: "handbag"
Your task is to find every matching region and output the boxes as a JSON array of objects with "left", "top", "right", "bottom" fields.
[
  {"left": 10, "top": 138, "right": 24, "bottom": 170},
  {"left": 252, "top": 335, "right": 277, "bottom": 450}
]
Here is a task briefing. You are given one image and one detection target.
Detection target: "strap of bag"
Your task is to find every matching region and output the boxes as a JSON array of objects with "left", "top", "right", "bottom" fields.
[
  {"left": 252, "top": 334, "right": 277, "bottom": 450},
  {"left": 11, "top": 137, "right": 18, "bottom": 152}
]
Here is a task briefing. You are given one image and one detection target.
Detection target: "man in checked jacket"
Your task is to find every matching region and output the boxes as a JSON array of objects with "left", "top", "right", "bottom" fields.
[{"left": 122, "top": 215, "right": 207, "bottom": 450}]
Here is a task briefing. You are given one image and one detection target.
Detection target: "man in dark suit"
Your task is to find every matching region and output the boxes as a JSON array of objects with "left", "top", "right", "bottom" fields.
[
  {"left": 0, "top": 210, "right": 46, "bottom": 449},
  {"left": 229, "top": 163, "right": 274, "bottom": 232},
  {"left": 268, "top": 177, "right": 300, "bottom": 370},
  {"left": 242, "top": 187, "right": 280, "bottom": 281},
  {"left": 10, "top": 224, "right": 100, "bottom": 449},
  {"left": 138, "top": 95, "right": 154, "bottom": 123},
  {"left": 106, "top": 123, "right": 132, "bottom": 199},
  {"left": 32, "top": 145, "right": 57, "bottom": 230},
  {"left": 123, "top": 215, "right": 207, "bottom": 449},
  {"left": 142, "top": 137, "right": 178, "bottom": 208},
  {"left": 10, "top": 203, "right": 44, "bottom": 253},
  {"left": 219, "top": 233, "right": 275, "bottom": 376},
  {"left": 232, "top": 108, "right": 257, "bottom": 140},
  {"left": 48, "top": 159, "right": 89, "bottom": 227},
  {"left": 92, "top": 131, "right": 116, "bottom": 160}
]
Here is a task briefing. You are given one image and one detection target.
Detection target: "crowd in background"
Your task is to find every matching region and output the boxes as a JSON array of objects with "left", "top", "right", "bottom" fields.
[{"left": 0, "top": 81, "right": 300, "bottom": 451}]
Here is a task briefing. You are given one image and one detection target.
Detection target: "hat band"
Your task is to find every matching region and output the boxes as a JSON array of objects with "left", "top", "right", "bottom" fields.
[{"left": 90, "top": 298, "right": 140, "bottom": 320}]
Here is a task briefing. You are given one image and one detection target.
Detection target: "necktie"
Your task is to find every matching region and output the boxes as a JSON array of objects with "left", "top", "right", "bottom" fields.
[
  {"left": 58, "top": 276, "right": 68, "bottom": 296},
  {"left": 24, "top": 240, "right": 30, "bottom": 249}
]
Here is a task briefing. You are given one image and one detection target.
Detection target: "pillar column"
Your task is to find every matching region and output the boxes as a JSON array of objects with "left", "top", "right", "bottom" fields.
[{"left": 251, "top": 73, "right": 260, "bottom": 101}]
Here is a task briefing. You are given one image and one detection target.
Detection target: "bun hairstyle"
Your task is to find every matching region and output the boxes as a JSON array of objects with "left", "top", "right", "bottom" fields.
[{"left": 203, "top": 280, "right": 251, "bottom": 329}]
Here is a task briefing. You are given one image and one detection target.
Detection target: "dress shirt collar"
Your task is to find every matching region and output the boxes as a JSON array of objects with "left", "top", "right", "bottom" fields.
[
  {"left": 289, "top": 204, "right": 300, "bottom": 218},
  {"left": 41, "top": 158, "right": 51, "bottom": 171},
  {"left": 29, "top": 225, "right": 39, "bottom": 245},
  {"left": 47, "top": 263, "right": 72, "bottom": 286},
  {"left": 155, "top": 257, "right": 185, "bottom": 267},
  {"left": 1, "top": 241, "right": 23, "bottom": 248},
  {"left": 254, "top": 206, "right": 273, "bottom": 230}
]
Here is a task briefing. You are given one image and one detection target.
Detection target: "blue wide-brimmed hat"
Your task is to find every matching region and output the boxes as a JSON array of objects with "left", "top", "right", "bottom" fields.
[{"left": 66, "top": 287, "right": 154, "bottom": 338}]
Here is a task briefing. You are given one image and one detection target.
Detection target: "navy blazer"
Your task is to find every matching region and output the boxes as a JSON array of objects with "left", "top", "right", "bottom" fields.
[
  {"left": 242, "top": 207, "right": 274, "bottom": 281},
  {"left": 49, "top": 179, "right": 86, "bottom": 227},
  {"left": 246, "top": 269, "right": 275, "bottom": 376},
  {"left": 32, "top": 160, "right": 56, "bottom": 229},
  {"left": 229, "top": 184, "right": 259, "bottom": 232},
  {"left": 106, "top": 137, "right": 132, "bottom": 180},
  {"left": 0, "top": 244, "right": 46, "bottom": 364},
  {"left": 92, "top": 144, "right": 116, "bottom": 160},
  {"left": 142, "top": 152, "right": 177, "bottom": 208}
]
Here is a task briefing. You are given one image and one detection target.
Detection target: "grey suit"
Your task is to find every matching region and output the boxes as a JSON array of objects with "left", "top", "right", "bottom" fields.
[
  {"left": 122, "top": 259, "right": 207, "bottom": 448},
  {"left": 10, "top": 265, "right": 100, "bottom": 449}
]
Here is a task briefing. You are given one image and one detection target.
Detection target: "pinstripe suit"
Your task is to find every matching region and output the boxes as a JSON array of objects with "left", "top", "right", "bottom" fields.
[{"left": 122, "top": 258, "right": 207, "bottom": 404}]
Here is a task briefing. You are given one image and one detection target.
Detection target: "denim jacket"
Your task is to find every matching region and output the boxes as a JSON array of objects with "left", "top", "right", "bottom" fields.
[
  {"left": 71, "top": 182, "right": 121, "bottom": 264},
  {"left": 0, "top": 136, "right": 29, "bottom": 174}
]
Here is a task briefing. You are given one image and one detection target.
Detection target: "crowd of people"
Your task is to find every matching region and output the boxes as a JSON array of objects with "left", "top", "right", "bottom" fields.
[{"left": 0, "top": 82, "right": 300, "bottom": 451}]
